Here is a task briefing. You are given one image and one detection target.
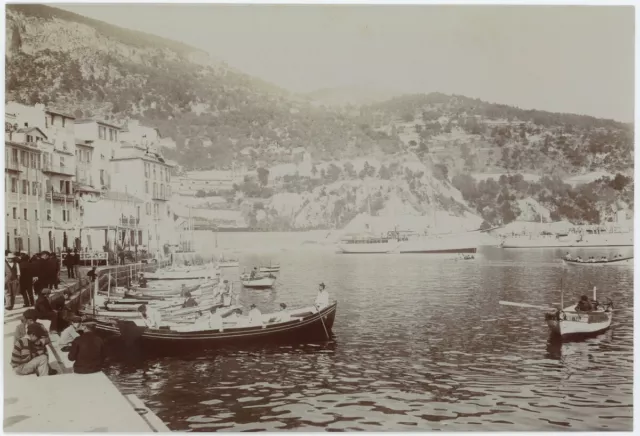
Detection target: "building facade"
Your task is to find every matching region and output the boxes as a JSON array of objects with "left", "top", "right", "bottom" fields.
[{"left": 74, "top": 119, "right": 121, "bottom": 190}]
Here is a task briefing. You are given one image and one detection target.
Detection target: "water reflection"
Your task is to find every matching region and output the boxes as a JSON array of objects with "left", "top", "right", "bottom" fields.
[{"left": 104, "top": 244, "right": 633, "bottom": 431}]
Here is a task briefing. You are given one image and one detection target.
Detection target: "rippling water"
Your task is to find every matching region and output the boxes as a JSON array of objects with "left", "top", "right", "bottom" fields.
[{"left": 104, "top": 234, "right": 634, "bottom": 431}]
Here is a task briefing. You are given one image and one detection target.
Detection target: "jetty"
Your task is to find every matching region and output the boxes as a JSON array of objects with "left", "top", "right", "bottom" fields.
[{"left": 4, "top": 265, "right": 170, "bottom": 433}]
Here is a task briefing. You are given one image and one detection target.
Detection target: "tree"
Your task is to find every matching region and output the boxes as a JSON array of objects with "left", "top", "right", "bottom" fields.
[
  {"left": 195, "top": 189, "right": 206, "bottom": 198},
  {"left": 257, "top": 167, "right": 270, "bottom": 187},
  {"left": 378, "top": 164, "right": 391, "bottom": 180},
  {"left": 311, "top": 164, "right": 318, "bottom": 177}
]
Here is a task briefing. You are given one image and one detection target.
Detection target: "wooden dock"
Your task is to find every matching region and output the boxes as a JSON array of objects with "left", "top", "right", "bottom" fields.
[{"left": 4, "top": 266, "right": 170, "bottom": 432}]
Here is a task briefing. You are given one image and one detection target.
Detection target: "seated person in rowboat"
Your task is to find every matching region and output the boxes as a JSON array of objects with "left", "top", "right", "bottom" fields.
[
  {"left": 224, "top": 308, "right": 243, "bottom": 326},
  {"left": 195, "top": 306, "right": 224, "bottom": 331},
  {"left": 249, "top": 267, "right": 258, "bottom": 280},
  {"left": 275, "top": 303, "right": 290, "bottom": 323},
  {"left": 575, "top": 256, "right": 583, "bottom": 262},
  {"left": 247, "top": 304, "right": 263, "bottom": 327},
  {"left": 314, "top": 283, "right": 330, "bottom": 311},
  {"left": 138, "top": 273, "right": 147, "bottom": 288},
  {"left": 138, "top": 304, "right": 162, "bottom": 328},
  {"left": 182, "top": 292, "right": 198, "bottom": 308},
  {"left": 600, "top": 256, "right": 608, "bottom": 262},
  {"left": 576, "top": 295, "right": 593, "bottom": 312},
  {"left": 564, "top": 252, "right": 572, "bottom": 260}
]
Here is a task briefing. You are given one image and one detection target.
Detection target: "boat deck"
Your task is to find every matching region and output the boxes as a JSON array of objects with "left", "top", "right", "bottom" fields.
[{"left": 4, "top": 267, "right": 169, "bottom": 432}]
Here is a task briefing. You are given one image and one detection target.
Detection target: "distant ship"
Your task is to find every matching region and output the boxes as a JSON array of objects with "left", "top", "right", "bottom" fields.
[
  {"left": 501, "top": 227, "right": 633, "bottom": 248},
  {"left": 399, "top": 232, "right": 477, "bottom": 254},
  {"left": 337, "top": 231, "right": 403, "bottom": 254}
]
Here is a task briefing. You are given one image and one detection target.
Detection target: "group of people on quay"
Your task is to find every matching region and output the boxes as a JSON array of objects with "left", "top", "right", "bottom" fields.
[{"left": 564, "top": 253, "right": 627, "bottom": 263}]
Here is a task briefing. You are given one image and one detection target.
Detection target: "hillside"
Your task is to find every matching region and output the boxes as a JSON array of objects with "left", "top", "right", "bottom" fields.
[{"left": 5, "top": 5, "right": 635, "bottom": 230}]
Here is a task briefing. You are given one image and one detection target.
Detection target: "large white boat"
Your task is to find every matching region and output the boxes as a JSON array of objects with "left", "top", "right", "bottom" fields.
[
  {"left": 337, "top": 232, "right": 402, "bottom": 254},
  {"left": 501, "top": 227, "right": 633, "bottom": 248},
  {"left": 399, "top": 232, "right": 477, "bottom": 254}
]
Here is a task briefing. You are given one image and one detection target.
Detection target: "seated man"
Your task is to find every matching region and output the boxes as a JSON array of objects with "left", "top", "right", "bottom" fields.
[
  {"left": 276, "top": 303, "right": 291, "bottom": 323},
  {"left": 59, "top": 316, "right": 83, "bottom": 352},
  {"left": 182, "top": 294, "right": 198, "bottom": 308},
  {"left": 138, "top": 304, "right": 161, "bottom": 328},
  {"left": 11, "top": 324, "right": 50, "bottom": 377},
  {"left": 314, "top": 283, "right": 330, "bottom": 311},
  {"left": 247, "top": 304, "right": 263, "bottom": 327},
  {"left": 576, "top": 295, "right": 593, "bottom": 312},
  {"left": 68, "top": 320, "right": 104, "bottom": 374},
  {"left": 13, "top": 309, "right": 44, "bottom": 344},
  {"left": 34, "top": 289, "right": 62, "bottom": 334}
]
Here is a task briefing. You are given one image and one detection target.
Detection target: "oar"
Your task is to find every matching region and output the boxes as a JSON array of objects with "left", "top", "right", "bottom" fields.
[{"left": 499, "top": 301, "right": 556, "bottom": 311}]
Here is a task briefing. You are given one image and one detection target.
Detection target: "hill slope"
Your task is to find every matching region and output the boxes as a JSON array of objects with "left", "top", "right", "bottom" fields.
[{"left": 5, "top": 5, "right": 634, "bottom": 229}]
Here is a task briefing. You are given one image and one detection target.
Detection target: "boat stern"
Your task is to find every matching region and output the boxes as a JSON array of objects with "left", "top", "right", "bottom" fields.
[{"left": 545, "top": 311, "right": 562, "bottom": 335}]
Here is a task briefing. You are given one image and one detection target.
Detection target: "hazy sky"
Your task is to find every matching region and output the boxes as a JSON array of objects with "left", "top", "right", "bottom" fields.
[{"left": 57, "top": 4, "right": 634, "bottom": 121}]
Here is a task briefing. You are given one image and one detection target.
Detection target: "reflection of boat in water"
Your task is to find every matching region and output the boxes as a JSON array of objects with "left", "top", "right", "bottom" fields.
[
  {"left": 501, "top": 227, "right": 633, "bottom": 248},
  {"left": 562, "top": 256, "right": 633, "bottom": 267},
  {"left": 95, "top": 302, "right": 337, "bottom": 350}
]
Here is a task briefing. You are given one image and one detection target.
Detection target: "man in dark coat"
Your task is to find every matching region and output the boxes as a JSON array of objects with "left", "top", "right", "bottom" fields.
[
  {"left": 64, "top": 249, "right": 74, "bottom": 279},
  {"left": 47, "top": 253, "right": 59, "bottom": 290},
  {"left": 68, "top": 320, "right": 105, "bottom": 374},
  {"left": 34, "top": 289, "right": 62, "bottom": 334},
  {"left": 18, "top": 255, "right": 35, "bottom": 307}
]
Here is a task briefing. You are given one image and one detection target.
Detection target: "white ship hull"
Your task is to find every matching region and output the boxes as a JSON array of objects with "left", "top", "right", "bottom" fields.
[
  {"left": 240, "top": 276, "right": 276, "bottom": 288},
  {"left": 399, "top": 235, "right": 477, "bottom": 254},
  {"left": 337, "top": 241, "right": 400, "bottom": 254},
  {"left": 502, "top": 232, "right": 633, "bottom": 248}
]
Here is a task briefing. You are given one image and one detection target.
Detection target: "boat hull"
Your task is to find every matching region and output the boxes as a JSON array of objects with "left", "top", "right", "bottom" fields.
[
  {"left": 545, "top": 305, "right": 613, "bottom": 340},
  {"left": 218, "top": 262, "right": 240, "bottom": 268},
  {"left": 563, "top": 257, "right": 633, "bottom": 267},
  {"left": 502, "top": 232, "right": 633, "bottom": 248},
  {"left": 96, "top": 303, "right": 337, "bottom": 350},
  {"left": 337, "top": 241, "right": 400, "bottom": 254},
  {"left": 241, "top": 277, "right": 276, "bottom": 289},
  {"left": 145, "top": 270, "right": 218, "bottom": 280},
  {"left": 398, "top": 235, "right": 477, "bottom": 254},
  {"left": 259, "top": 267, "right": 280, "bottom": 273}
]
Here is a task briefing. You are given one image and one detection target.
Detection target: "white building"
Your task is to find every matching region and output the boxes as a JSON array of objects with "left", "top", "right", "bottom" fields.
[
  {"left": 74, "top": 119, "right": 122, "bottom": 190},
  {"left": 119, "top": 119, "right": 160, "bottom": 148}
]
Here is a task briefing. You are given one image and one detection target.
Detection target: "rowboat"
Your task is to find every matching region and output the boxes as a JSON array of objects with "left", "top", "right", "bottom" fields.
[
  {"left": 240, "top": 274, "right": 276, "bottom": 289},
  {"left": 562, "top": 256, "right": 633, "bottom": 267},
  {"left": 145, "top": 268, "right": 219, "bottom": 281},
  {"left": 94, "top": 302, "right": 337, "bottom": 350},
  {"left": 500, "top": 286, "right": 614, "bottom": 341},
  {"left": 544, "top": 301, "right": 613, "bottom": 339},
  {"left": 259, "top": 264, "right": 280, "bottom": 273}
]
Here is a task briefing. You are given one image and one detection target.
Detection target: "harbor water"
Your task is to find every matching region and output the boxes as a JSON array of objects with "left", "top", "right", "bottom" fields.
[{"left": 104, "top": 232, "right": 633, "bottom": 431}]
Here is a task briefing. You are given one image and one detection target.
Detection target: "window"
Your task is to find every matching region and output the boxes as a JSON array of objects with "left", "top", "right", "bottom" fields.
[
  {"left": 47, "top": 210, "right": 51, "bottom": 221},
  {"left": 12, "top": 208, "right": 16, "bottom": 219},
  {"left": 100, "top": 169, "right": 105, "bottom": 186},
  {"left": 145, "top": 181, "right": 149, "bottom": 194},
  {"left": 167, "top": 186, "right": 171, "bottom": 197},
  {"left": 166, "top": 169, "right": 170, "bottom": 182},
  {"left": 153, "top": 166, "right": 156, "bottom": 179},
  {"left": 20, "top": 151, "right": 27, "bottom": 166},
  {"left": 11, "top": 178, "right": 17, "bottom": 193},
  {"left": 23, "top": 209, "right": 27, "bottom": 220},
  {"left": 144, "top": 163, "right": 149, "bottom": 178},
  {"left": 60, "top": 156, "right": 65, "bottom": 168},
  {"left": 35, "top": 210, "right": 38, "bottom": 221},
  {"left": 32, "top": 181, "right": 37, "bottom": 195},
  {"left": 153, "top": 183, "right": 157, "bottom": 198},
  {"left": 160, "top": 184, "right": 164, "bottom": 197},
  {"left": 136, "top": 206, "right": 140, "bottom": 221},
  {"left": 62, "top": 118, "right": 66, "bottom": 128},
  {"left": 36, "top": 155, "right": 41, "bottom": 169},
  {"left": 30, "top": 154, "right": 36, "bottom": 168},
  {"left": 26, "top": 135, "right": 33, "bottom": 143},
  {"left": 146, "top": 203, "right": 151, "bottom": 215},
  {"left": 62, "top": 210, "right": 66, "bottom": 222},
  {"left": 109, "top": 129, "right": 114, "bottom": 142},
  {"left": 22, "top": 180, "right": 28, "bottom": 195},
  {"left": 12, "top": 149, "right": 18, "bottom": 163},
  {"left": 99, "top": 126, "right": 106, "bottom": 140}
]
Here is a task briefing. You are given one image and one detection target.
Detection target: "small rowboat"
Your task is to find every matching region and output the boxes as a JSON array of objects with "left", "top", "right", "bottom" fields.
[
  {"left": 562, "top": 256, "right": 633, "bottom": 266},
  {"left": 145, "top": 267, "right": 219, "bottom": 281},
  {"left": 240, "top": 274, "right": 276, "bottom": 289},
  {"left": 544, "top": 301, "right": 613, "bottom": 338},
  {"left": 259, "top": 264, "right": 280, "bottom": 273},
  {"left": 94, "top": 302, "right": 337, "bottom": 350}
]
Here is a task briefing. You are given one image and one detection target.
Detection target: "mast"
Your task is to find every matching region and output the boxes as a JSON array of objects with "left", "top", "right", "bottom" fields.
[{"left": 49, "top": 185, "right": 54, "bottom": 251}]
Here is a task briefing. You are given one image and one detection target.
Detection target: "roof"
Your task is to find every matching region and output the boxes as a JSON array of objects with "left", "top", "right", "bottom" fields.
[
  {"left": 75, "top": 119, "right": 122, "bottom": 130},
  {"left": 45, "top": 108, "right": 76, "bottom": 119},
  {"left": 16, "top": 127, "right": 48, "bottom": 139},
  {"left": 75, "top": 140, "right": 94, "bottom": 148}
]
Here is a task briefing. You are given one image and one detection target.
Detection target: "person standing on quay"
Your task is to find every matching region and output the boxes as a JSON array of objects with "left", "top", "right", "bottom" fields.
[
  {"left": 18, "top": 253, "right": 35, "bottom": 308},
  {"left": 5, "top": 253, "right": 20, "bottom": 310},
  {"left": 68, "top": 320, "right": 105, "bottom": 374}
]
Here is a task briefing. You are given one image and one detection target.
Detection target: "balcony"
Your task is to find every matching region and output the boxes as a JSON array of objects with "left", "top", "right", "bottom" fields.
[
  {"left": 5, "top": 160, "right": 21, "bottom": 172},
  {"left": 42, "top": 162, "right": 74, "bottom": 176},
  {"left": 119, "top": 217, "right": 140, "bottom": 227},
  {"left": 45, "top": 191, "right": 75, "bottom": 203},
  {"left": 151, "top": 193, "right": 170, "bottom": 201}
]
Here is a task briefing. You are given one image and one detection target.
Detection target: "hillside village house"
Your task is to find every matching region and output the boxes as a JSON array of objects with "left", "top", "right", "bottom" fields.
[
  {"left": 110, "top": 144, "right": 177, "bottom": 254},
  {"left": 74, "top": 118, "right": 121, "bottom": 190}
]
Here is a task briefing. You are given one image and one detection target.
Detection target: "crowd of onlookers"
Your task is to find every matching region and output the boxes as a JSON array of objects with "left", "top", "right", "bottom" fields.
[{"left": 6, "top": 249, "right": 105, "bottom": 378}]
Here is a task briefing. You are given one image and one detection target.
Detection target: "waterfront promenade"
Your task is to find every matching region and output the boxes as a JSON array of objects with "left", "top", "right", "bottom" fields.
[{"left": 3, "top": 269, "right": 170, "bottom": 432}]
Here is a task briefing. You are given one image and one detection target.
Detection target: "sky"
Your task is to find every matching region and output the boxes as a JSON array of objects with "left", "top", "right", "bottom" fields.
[{"left": 56, "top": 4, "right": 634, "bottom": 122}]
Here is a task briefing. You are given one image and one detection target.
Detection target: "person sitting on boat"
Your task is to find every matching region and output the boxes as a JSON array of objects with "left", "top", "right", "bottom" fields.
[
  {"left": 138, "top": 273, "right": 147, "bottom": 288},
  {"left": 207, "top": 306, "right": 224, "bottom": 331},
  {"left": 250, "top": 267, "right": 258, "bottom": 280},
  {"left": 564, "top": 252, "right": 572, "bottom": 260},
  {"left": 314, "top": 283, "right": 330, "bottom": 311},
  {"left": 276, "top": 303, "right": 291, "bottom": 323},
  {"left": 247, "top": 304, "right": 263, "bottom": 327},
  {"left": 138, "top": 304, "right": 161, "bottom": 328},
  {"left": 182, "top": 293, "right": 198, "bottom": 308},
  {"left": 575, "top": 256, "right": 583, "bottom": 262},
  {"left": 576, "top": 295, "right": 593, "bottom": 312},
  {"left": 600, "top": 256, "right": 608, "bottom": 262}
]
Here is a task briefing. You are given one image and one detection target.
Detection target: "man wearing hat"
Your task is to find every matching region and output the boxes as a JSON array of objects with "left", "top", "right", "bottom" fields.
[
  {"left": 5, "top": 252, "right": 21, "bottom": 310},
  {"left": 34, "top": 288, "right": 62, "bottom": 334},
  {"left": 59, "top": 316, "right": 83, "bottom": 351},
  {"left": 10, "top": 323, "right": 50, "bottom": 377},
  {"left": 68, "top": 319, "right": 105, "bottom": 374},
  {"left": 314, "top": 282, "right": 329, "bottom": 310}
]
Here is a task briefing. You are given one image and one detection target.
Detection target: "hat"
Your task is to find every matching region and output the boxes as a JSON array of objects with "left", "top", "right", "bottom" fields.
[
  {"left": 23, "top": 309, "right": 39, "bottom": 320},
  {"left": 5, "top": 253, "right": 16, "bottom": 260},
  {"left": 27, "top": 323, "right": 46, "bottom": 338},
  {"left": 319, "top": 282, "right": 326, "bottom": 289},
  {"left": 280, "top": 303, "right": 287, "bottom": 309}
]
